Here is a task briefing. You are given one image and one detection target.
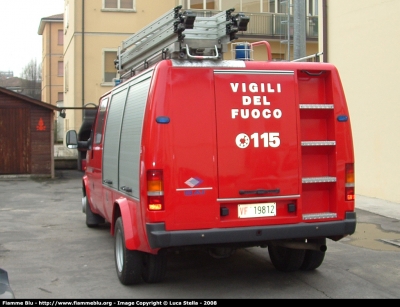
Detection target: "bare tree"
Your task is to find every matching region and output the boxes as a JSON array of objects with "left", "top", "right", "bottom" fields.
[{"left": 21, "top": 58, "right": 42, "bottom": 100}]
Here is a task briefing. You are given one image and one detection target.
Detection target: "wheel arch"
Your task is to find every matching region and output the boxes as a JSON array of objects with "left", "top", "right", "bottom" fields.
[
  {"left": 82, "top": 175, "right": 90, "bottom": 198},
  {"left": 111, "top": 198, "right": 141, "bottom": 251}
]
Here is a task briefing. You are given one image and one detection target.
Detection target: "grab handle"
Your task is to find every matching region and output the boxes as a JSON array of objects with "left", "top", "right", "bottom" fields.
[{"left": 185, "top": 44, "right": 219, "bottom": 60}]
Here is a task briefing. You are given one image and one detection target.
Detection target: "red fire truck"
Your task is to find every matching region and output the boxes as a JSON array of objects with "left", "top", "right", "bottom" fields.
[{"left": 66, "top": 6, "right": 355, "bottom": 285}]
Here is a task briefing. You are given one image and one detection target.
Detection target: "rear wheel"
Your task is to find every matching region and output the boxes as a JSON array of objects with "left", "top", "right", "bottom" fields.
[
  {"left": 268, "top": 243, "right": 306, "bottom": 272},
  {"left": 142, "top": 249, "right": 168, "bottom": 283},
  {"left": 114, "top": 217, "right": 143, "bottom": 285},
  {"left": 300, "top": 238, "right": 326, "bottom": 271}
]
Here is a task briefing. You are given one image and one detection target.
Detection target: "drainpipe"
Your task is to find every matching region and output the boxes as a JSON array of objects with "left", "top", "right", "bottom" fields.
[
  {"left": 49, "top": 23, "right": 52, "bottom": 105},
  {"left": 82, "top": 0, "right": 85, "bottom": 120},
  {"left": 323, "top": 0, "right": 328, "bottom": 62},
  {"left": 293, "top": 0, "right": 306, "bottom": 61}
]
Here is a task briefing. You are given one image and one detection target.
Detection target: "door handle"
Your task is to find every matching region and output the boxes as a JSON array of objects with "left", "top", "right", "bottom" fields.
[{"left": 121, "top": 186, "right": 132, "bottom": 193}]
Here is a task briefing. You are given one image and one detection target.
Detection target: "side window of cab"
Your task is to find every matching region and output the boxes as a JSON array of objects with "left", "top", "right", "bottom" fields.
[{"left": 94, "top": 97, "right": 109, "bottom": 145}]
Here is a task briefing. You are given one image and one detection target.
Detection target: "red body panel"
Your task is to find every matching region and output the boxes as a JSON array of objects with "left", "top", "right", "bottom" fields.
[{"left": 82, "top": 59, "right": 355, "bottom": 253}]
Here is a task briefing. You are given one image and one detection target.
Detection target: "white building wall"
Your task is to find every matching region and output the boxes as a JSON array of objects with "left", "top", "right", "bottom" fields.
[{"left": 323, "top": 0, "right": 400, "bottom": 203}]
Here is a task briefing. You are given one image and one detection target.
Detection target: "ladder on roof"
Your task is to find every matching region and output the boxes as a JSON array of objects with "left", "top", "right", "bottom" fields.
[{"left": 114, "top": 5, "right": 250, "bottom": 79}]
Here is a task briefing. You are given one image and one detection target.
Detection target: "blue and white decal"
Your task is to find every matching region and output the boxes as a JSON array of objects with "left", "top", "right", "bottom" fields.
[{"left": 176, "top": 177, "right": 212, "bottom": 196}]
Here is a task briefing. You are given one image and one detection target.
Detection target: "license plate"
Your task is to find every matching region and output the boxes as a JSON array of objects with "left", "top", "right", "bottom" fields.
[{"left": 238, "top": 202, "right": 277, "bottom": 218}]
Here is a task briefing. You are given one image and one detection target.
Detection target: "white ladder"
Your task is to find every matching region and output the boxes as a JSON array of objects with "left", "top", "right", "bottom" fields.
[{"left": 115, "top": 6, "right": 250, "bottom": 79}]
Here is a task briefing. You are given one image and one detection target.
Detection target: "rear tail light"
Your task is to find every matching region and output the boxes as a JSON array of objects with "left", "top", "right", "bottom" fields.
[
  {"left": 345, "top": 163, "right": 355, "bottom": 201},
  {"left": 147, "top": 170, "right": 164, "bottom": 211}
]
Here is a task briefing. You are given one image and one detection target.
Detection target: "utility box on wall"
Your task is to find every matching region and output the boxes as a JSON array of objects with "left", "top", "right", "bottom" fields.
[{"left": 0, "top": 87, "right": 60, "bottom": 178}]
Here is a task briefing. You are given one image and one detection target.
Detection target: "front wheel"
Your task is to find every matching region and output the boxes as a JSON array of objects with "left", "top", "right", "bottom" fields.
[
  {"left": 114, "top": 217, "right": 143, "bottom": 285},
  {"left": 268, "top": 243, "right": 306, "bottom": 272}
]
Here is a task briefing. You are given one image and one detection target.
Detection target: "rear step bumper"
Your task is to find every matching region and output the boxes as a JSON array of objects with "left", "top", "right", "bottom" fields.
[{"left": 146, "top": 212, "right": 356, "bottom": 249}]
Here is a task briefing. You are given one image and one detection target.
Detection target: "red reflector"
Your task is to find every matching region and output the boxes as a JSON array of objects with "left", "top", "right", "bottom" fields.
[
  {"left": 148, "top": 196, "right": 164, "bottom": 211},
  {"left": 345, "top": 187, "right": 355, "bottom": 201}
]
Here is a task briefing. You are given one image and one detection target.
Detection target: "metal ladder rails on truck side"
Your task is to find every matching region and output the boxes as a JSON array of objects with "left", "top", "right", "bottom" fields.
[{"left": 114, "top": 5, "right": 251, "bottom": 82}]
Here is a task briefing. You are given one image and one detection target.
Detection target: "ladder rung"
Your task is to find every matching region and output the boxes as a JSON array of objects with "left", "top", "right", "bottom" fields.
[
  {"left": 194, "top": 8, "right": 232, "bottom": 23},
  {"left": 120, "top": 32, "right": 177, "bottom": 70},
  {"left": 301, "top": 141, "right": 336, "bottom": 146},
  {"left": 302, "top": 177, "right": 337, "bottom": 183},
  {"left": 300, "top": 104, "right": 334, "bottom": 109}
]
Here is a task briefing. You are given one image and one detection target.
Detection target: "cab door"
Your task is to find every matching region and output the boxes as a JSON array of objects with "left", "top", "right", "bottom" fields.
[{"left": 86, "top": 97, "right": 109, "bottom": 213}]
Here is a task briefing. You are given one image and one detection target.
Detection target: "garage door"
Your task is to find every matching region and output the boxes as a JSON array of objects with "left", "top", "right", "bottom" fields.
[{"left": 0, "top": 108, "right": 30, "bottom": 174}]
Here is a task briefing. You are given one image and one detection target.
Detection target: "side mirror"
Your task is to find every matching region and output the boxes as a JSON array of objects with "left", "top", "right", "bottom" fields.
[{"left": 66, "top": 130, "right": 78, "bottom": 149}]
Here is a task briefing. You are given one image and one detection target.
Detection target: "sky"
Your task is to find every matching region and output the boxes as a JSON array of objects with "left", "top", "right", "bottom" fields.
[{"left": 0, "top": 0, "right": 65, "bottom": 77}]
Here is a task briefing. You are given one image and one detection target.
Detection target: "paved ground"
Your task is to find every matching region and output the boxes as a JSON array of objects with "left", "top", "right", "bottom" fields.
[
  {"left": 0, "top": 170, "right": 399, "bottom": 299},
  {"left": 356, "top": 194, "right": 400, "bottom": 221}
]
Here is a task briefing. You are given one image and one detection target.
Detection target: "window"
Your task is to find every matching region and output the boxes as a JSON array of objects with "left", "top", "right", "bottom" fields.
[
  {"left": 190, "top": 0, "right": 202, "bottom": 9},
  {"left": 188, "top": 0, "right": 221, "bottom": 10},
  {"left": 58, "top": 30, "right": 63, "bottom": 45},
  {"left": 187, "top": 1, "right": 305, "bottom": 14},
  {"left": 271, "top": 53, "right": 285, "bottom": 61},
  {"left": 277, "top": 0, "right": 288, "bottom": 13},
  {"left": 58, "top": 61, "right": 64, "bottom": 76},
  {"left": 220, "top": 0, "right": 240, "bottom": 11},
  {"left": 94, "top": 98, "right": 109, "bottom": 144},
  {"left": 307, "top": 0, "right": 318, "bottom": 16},
  {"left": 206, "top": 0, "right": 216, "bottom": 9},
  {"left": 57, "top": 92, "right": 64, "bottom": 102},
  {"left": 104, "top": 50, "right": 117, "bottom": 83},
  {"left": 104, "top": 0, "right": 134, "bottom": 10},
  {"left": 266, "top": 0, "right": 275, "bottom": 12}
]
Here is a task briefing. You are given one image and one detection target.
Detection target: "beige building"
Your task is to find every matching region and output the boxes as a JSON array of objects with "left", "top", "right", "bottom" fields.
[
  {"left": 38, "top": 13, "right": 64, "bottom": 141},
  {"left": 37, "top": 1, "right": 400, "bottom": 206},
  {"left": 319, "top": 0, "right": 400, "bottom": 204},
  {"left": 62, "top": 0, "right": 319, "bottom": 134}
]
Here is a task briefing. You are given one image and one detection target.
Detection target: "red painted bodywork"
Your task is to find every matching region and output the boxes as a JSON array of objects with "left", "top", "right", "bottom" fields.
[{"left": 82, "top": 58, "right": 355, "bottom": 253}]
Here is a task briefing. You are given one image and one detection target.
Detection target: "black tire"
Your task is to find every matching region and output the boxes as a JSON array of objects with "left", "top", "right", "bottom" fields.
[
  {"left": 85, "top": 196, "right": 104, "bottom": 228},
  {"left": 300, "top": 238, "right": 326, "bottom": 271},
  {"left": 114, "top": 217, "right": 143, "bottom": 285},
  {"left": 142, "top": 249, "right": 168, "bottom": 283},
  {"left": 268, "top": 243, "right": 306, "bottom": 272}
]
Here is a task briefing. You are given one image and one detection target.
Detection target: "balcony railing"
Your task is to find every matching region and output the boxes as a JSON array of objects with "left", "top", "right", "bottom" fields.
[{"left": 190, "top": 10, "right": 318, "bottom": 40}]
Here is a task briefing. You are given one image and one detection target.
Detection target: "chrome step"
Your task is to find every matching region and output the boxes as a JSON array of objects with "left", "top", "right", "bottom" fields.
[
  {"left": 302, "top": 177, "right": 337, "bottom": 183},
  {"left": 301, "top": 141, "right": 336, "bottom": 146},
  {"left": 300, "top": 104, "right": 334, "bottom": 109},
  {"left": 303, "top": 212, "right": 337, "bottom": 220}
]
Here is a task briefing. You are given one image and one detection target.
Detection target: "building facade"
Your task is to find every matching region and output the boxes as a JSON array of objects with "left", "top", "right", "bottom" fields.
[
  {"left": 38, "top": 13, "right": 64, "bottom": 141},
  {"left": 318, "top": 0, "right": 400, "bottom": 203},
  {"left": 62, "top": 0, "right": 319, "bottom": 133}
]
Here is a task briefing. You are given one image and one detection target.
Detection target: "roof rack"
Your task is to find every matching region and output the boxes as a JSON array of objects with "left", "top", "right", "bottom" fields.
[{"left": 114, "top": 6, "right": 250, "bottom": 80}]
